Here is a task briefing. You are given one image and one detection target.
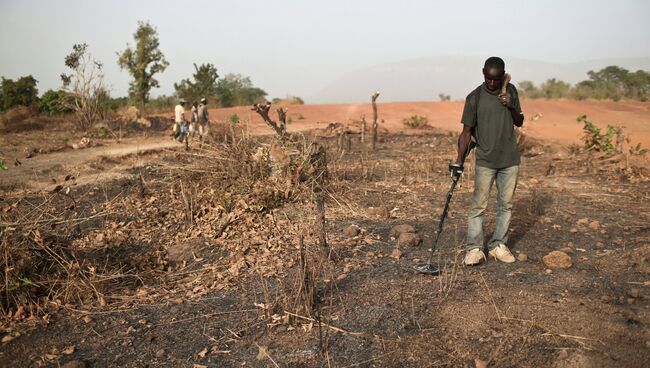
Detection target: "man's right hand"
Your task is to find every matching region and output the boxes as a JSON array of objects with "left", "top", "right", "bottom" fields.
[{"left": 449, "top": 163, "right": 464, "bottom": 179}]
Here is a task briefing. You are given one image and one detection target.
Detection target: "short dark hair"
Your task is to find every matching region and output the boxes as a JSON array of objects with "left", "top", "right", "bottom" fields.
[{"left": 484, "top": 56, "right": 505, "bottom": 71}]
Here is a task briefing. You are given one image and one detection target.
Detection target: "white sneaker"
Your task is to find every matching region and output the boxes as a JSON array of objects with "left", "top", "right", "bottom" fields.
[
  {"left": 464, "top": 248, "right": 486, "bottom": 266},
  {"left": 488, "top": 243, "right": 516, "bottom": 263}
]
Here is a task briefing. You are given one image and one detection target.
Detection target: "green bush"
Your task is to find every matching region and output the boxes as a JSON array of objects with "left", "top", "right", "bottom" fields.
[
  {"left": 1, "top": 75, "right": 39, "bottom": 111},
  {"left": 39, "top": 89, "right": 73, "bottom": 115},
  {"left": 577, "top": 115, "right": 619, "bottom": 153},
  {"left": 519, "top": 66, "right": 650, "bottom": 101},
  {"left": 215, "top": 73, "right": 267, "bottom": 107}
]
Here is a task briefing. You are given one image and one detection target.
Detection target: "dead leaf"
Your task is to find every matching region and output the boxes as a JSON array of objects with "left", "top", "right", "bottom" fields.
[
  {"left": 198, "top": 347, "right": 208, "bottom": 358},
  {"left": 1, "top": 335, "right": 14, "bottom": 343},
  {"left": 82, "top": 316, "right": 92, "bottom": 323},
  {"left": 63, "top": 346, "right": 75, "bottom": 355},
  {"left": 45, "top": 353, "right": 59, "bottom": 361},
  {"left": 302, "top": 322, "right": 313, "bottom": 332},
  {"left": 256, "top": 344, "right": 269, "bottom": 360}
]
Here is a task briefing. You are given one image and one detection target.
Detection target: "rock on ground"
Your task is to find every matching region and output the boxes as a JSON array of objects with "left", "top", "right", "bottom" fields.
[
  {"left": 342, "top": 225, "right": 361, "bottom": 238},
  {"left": 397, "top": 232, "right": 422, "bottom": 247},
  {"left": 543, "top": 251, "right": 573, "bottom": 269}
]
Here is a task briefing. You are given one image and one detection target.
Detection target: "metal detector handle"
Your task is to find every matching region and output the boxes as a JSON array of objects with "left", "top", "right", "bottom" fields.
[
  {"left": 449, "top": 140, "right": 476, "bottom": 180},
  {"left": 463, "top": 140, "right": 477, "bottom": 163}
]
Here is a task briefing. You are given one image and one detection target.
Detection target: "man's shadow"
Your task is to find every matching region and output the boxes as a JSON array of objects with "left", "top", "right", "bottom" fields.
[{"left": 508, "top": 190, "right": 554, "bottom": 249}]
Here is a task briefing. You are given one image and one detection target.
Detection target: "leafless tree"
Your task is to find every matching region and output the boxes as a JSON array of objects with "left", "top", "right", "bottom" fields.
[{"left": 61, "top": 44, "right": 107, "bottom": 132}]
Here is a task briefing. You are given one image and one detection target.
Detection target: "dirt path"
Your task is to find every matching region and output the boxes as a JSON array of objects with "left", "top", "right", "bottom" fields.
[{"left": 1, "top": 138, "right": 180, "bottom": 192}]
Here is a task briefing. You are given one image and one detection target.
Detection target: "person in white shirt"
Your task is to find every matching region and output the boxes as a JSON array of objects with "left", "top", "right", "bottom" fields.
[{"left": 173, "top": 99, "right": 187, "bottom": 141}]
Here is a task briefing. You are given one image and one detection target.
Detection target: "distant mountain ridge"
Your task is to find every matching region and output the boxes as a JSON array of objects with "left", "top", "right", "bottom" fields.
[{"left": 308, "top": 56, "right": 650, "bottom": 103}]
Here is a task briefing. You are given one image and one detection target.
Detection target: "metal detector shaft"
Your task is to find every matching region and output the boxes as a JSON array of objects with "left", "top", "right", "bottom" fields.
[
  {"left": 414, "top": 140, "right": 475, "bottom": 274},
  {"left": 423, "top": 176, "right": 460, "bottom": 267}
]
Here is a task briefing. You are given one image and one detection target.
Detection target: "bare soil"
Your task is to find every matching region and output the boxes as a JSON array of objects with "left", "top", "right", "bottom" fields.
[{"left": 1, "top": 103, "right": 649, "bottom": 368}]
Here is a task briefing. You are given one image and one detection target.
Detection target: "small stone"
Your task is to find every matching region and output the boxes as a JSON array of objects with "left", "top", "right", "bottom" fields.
[
  {"left": 342, "top": 225, "right": 361, "bottom": 238},
  {"left": 1, "top": 335, "right": 13, "bottom": 343},
  {"left": 557, "top": 349, "right": 569, "bottom": 360},
  {"left": 390, "top": 248, "right": 402, "bottom": 260},
  {"left": 629, "top": 288, "right": 640, "bottom": 298},
  {"left": 545, "top": 269, "right": 553, "bottom": 274},
  {"left": 389, "top": 224, "right": 416, "bottom": 238},
  {"left": 600, "top": 295, "right": 611, "bottom": 303},
  {"left": 397, "top": 232, "right": 422, "bottom": 247},
  {"left": 82, "top": 316, "right": 92, "bottom": 323},
  {"left": 595, "top": 242, "right": 605, "bottom": 249},
  {"left": 576, "top": 218, "right": 589, "bottom": 226},
  {"left": 627, "top": 298, "right": 635, "bottom": 305},
  {"left": 155, "top": 349, "right": 166, "bottom": 358},
  {"left": 570, "top": 227, "right": 578, "bottom": 233},
  {"left": 517, "top": 253, "right": 528, "bottom": 262},
  {"left": 543, "top": 251, "right": 572, "bottom": 269},
  {"left": 588, "top": 220, "right": 601, "bottom": 230}
]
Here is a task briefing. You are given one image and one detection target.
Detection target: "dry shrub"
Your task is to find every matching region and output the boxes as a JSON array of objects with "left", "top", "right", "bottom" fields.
[
  {"left": 0, "top": 105, "right": 42, "bottom": 132},
  {"left": 402, "top": 115, "right": 430, "bottom": 129},
  {"left": 117, "top": 106, "right": 140, "bottom": 122},
  {"left": 0, "top": 193, "right": 100, "bottom": 321},
  {"left": 0, "top": 185, "right": 165, "bottom": 324},
  {"left": 170, "top": 129, "right": 332, "bottom": 322}
]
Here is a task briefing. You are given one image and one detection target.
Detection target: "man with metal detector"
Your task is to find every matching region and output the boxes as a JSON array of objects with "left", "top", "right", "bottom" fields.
[{"left": 454, "top": 56, "right": 524, "bottom": 266}]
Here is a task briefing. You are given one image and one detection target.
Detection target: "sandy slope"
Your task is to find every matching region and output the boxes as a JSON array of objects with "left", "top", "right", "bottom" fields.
[{"left": 208, "top": 99, "right": 650, "bottom": 148}]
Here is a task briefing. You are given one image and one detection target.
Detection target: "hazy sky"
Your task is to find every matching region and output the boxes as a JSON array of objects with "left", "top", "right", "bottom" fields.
[{"left": 1, "top": 0, "right": 649, "bottom": 102}]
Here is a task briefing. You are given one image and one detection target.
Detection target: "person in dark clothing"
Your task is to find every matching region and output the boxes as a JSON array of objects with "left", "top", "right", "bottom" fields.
[{"left": 452, "top": 56, "right": 524, "bottom": 266}]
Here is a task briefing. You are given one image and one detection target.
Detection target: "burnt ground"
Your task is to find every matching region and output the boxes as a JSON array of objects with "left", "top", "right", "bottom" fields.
[{"left": 1, "top": 131, "right": 649, "bottom": 367}]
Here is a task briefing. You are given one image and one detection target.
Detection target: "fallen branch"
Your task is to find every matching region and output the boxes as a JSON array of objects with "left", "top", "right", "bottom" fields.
[{"left": 284, "top": 310, "right": 364, "bottom": 337}]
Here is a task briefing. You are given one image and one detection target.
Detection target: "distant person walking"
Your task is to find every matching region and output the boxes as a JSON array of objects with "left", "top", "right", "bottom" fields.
[
  {"left": 197, "top": 98, "right": 210, "bottom": 143},
  {"left": 453, "top": 56, "right": 524, "bottom": 266},
  {"left": 173, "top": 99, "right": 187, "bottom": 142},
  {"left": 189, "top": 101, "right": 198, "bottom": 139}
]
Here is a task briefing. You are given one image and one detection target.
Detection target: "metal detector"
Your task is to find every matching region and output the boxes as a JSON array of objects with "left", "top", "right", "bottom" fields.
[{"left": 413, "top": 141, "right": 476, "bottom": 275}]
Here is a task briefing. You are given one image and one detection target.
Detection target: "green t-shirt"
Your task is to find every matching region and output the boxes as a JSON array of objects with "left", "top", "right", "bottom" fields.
[{"left": 461, "top": 83, "right": 522, "bottom": 169}]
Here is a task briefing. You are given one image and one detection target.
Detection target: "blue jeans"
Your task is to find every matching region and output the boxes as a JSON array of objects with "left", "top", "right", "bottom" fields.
[{"left": 466, "top": 165, "right": 519, "bottom": 251}]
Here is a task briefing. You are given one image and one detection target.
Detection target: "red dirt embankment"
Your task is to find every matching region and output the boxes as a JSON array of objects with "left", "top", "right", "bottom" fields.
[{"left": 208, "top": 99, "right": 650, "bottom": 148}]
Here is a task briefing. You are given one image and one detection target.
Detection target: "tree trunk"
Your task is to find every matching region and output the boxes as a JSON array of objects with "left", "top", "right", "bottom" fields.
[{"left": 371, "top": 92, "right": 380, "bottom": 150}]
